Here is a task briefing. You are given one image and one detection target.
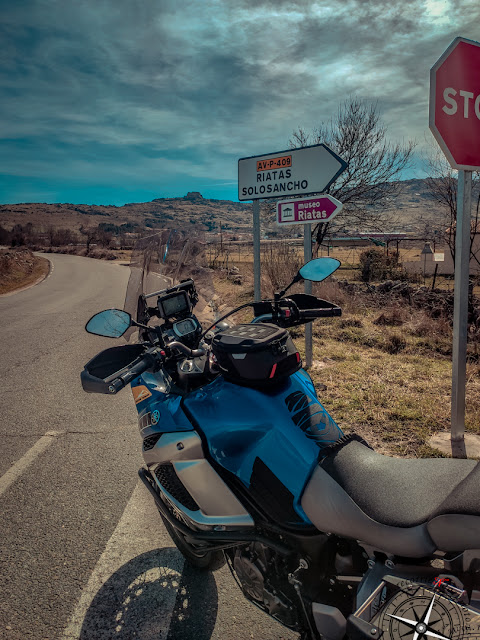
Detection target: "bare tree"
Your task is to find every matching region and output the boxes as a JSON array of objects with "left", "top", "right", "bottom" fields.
[
  {"left": 423, "top": 150, "right": 480, "bottom": 266},
  {"left": 79, "top": 226, "right": 98, "bottom": 253},
  {"left": 46, "top": 225, "right": 56, "bottom": 247},
  {"left": 54, "top": 228, "right": 77, "bottom": 246},
  {"left": 96, "top": 228, "right": 113, "bottom": 248},
  {"left": 260, "top": 200, "right": 275, "bottom": 223},
  {"left": 261, "top": 240, "right": 302, "bottom": 296},
  {"left": 259, "top": 195, "right": 303, "bottom": 238},
  {"left": 290, "top": 98, "right": 416, "bottom": 253}
]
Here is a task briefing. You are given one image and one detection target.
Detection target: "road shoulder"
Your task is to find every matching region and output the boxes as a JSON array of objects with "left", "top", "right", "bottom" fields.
[{"left": 0, "top": 250, "right": 51, "bottom": 296}]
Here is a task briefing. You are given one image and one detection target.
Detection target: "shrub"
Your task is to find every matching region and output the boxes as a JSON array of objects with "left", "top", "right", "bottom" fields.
[
  {"left": 359, "top": 248, "right": 408, "bottom": 283},
  {"left": 90, "top": 249, "right": 116, "bottom": 260},
  {"left": 261, "top": 241, "right": 302, "bottom": 296},
  {"left": 384, "top": 333, "right": 407, "bottom": 354},
  {"left": 409, "top": 312, "right": 451, "bottom": 338},
  {"left": 339, "top": 317, "right": 364, "bottom": 328},
  {"left": 374, "top": 308, "right": 404, "bottom": 326},
  {"left": 314, "top": 280, "right": 364, "bottom": 313}
]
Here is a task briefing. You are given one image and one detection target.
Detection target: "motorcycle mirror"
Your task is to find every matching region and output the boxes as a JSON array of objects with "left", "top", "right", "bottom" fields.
[
  {"left": 278, "top": 258, "right": 341, "bottom": 298},
  {"left": 85, "top": 309, "right": 132, "bottom": 338},
  {"left": 299, "top": 257, "right": 340, "bottom": 282}
]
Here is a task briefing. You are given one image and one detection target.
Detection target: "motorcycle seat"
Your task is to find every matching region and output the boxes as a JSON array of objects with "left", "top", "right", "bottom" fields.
[{"left": 301, "top": 437, "right": 480, "bottom": 557}]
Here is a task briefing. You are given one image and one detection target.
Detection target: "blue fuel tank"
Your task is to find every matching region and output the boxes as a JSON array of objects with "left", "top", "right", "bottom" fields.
[{"left": 183, "top": 369, "right": 343, "bottom": 525}]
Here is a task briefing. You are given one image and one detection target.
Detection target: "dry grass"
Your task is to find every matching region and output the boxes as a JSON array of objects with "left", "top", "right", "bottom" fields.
[
  {"left": 35, "top": 245, "right": 119, "bottom": 260},
  {"left": 296, "top": 303, "right": 480, "bottom": 457},
  {"left": 0, "top": 248, "right": 50, "bottom": 294},
  {"left": 308, "top": 327, "right": 453, "bottom": 456}
]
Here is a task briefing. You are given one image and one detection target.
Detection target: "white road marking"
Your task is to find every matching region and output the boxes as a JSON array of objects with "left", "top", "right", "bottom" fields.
[
  {"left": 59, "top": 479, "right": 298, "bottom": 640},
  {"left": 61, "top": 481, "right": 184, "bottom": 640},
  {"left": 0, "top": 430, "right": 63, "bottom": 498}
]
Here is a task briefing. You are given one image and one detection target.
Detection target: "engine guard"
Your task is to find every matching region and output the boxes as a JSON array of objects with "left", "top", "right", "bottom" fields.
[{"left": 138, "top": 467, "right": 290, "bottom": 555}]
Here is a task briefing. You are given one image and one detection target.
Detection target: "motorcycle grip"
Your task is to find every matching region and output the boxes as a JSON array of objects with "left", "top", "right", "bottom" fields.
[
  {"left": 108, "top": 353, "right": 157, "bottom": 393},
  {"left": 82, "top": 351, "right": 157, "bottom": 395},
  {"left": 299, "top": 307, "right": 342, "bottom": 320}
]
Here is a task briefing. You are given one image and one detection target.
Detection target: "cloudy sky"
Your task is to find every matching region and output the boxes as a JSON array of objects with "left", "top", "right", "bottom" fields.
[{"left": 1, "top": 0, "right": 479, "bottom": 205}]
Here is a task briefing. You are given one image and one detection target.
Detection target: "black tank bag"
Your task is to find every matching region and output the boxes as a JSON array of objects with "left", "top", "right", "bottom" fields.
[{"left": 211, "top": 323, "right": 301, "bottom": 388}]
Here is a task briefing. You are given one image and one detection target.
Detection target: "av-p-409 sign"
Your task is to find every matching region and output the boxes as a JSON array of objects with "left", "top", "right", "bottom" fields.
[{"left": 238, "top": 144, "right": 347, "bottom": 201}]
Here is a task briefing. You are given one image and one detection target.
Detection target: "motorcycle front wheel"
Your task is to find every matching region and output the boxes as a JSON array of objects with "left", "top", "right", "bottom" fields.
[{"left": 158, "top": 511, "right": 226, "bottom": 571}]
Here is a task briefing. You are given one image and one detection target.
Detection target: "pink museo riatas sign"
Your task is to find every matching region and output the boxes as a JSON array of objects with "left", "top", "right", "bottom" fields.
[{"left": 276, "top": 194, "right": 343, "bottom": 226}]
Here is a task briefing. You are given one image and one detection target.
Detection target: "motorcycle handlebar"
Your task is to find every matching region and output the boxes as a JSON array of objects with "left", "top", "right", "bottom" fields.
[
  {"left": 107, "top": 351, "right": 158, "bottom": 394},
  {"left": 252, "top": 296, "right": 341, "bottom": 327},
  {"left": 167, "top": 342, "right": 206, "bottom": 358},
  {"left": 108, "top": 343, "right": 206, "bottom": 394}
]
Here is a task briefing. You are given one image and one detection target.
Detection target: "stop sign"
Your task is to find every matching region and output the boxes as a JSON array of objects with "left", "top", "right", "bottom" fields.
[{"left": 430, "top": 37, "right": 480, "bottom": 170}]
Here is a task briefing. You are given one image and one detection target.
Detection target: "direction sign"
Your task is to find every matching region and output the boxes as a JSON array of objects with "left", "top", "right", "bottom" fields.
[
  {"left": 276, "top": 195, "right": 343, "bottom": 226},
  {"left": 430, "top": 36, "right": 480, "bottom": 170},
  {"left": 238, "top": 144, "right": 347, "bottom": 201}
]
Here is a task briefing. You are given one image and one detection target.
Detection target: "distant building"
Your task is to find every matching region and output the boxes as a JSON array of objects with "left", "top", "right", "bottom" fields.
[
  {"left": 403, "top": 225, "right": 480, "bottom": 276},
  {"left": 184, "top": 192, "right": 204, "bottom": 202}
]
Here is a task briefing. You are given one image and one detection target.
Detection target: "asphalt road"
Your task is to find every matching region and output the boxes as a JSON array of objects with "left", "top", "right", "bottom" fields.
[{"left": 0, "top": 254, "right": 296, "bottom": 640}]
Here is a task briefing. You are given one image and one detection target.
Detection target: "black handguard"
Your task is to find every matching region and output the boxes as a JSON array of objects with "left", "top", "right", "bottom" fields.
[
  {"left": 287, "top": 293, "right": 341, "bottom": 323},
  {"left": 253, "top": 301, "right": 274, "bottom": 317}
]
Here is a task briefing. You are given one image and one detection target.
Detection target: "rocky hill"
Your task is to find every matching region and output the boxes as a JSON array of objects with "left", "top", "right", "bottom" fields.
[
  {"left": 0, "top": 192, "right": 252, "bottom": 235},
  {"left": 381, "top": 179, "right": 441, "bottom": 232},
  {"left": 0, "top": 180, "right": 461, "bottom": 236}
]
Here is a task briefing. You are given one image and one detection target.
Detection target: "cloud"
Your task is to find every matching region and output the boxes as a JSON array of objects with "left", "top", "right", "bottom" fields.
[{"left": 1, "top": 0, "right": 480, "bottom": 204}]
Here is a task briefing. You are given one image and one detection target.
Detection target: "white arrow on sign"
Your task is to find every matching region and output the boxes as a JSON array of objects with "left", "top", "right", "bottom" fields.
[
  {"left": 277, "top": 194, "right": 343, "bottom": 226},
  {"left": 238, "top": 144, "right": 347, "bottom": 201}
]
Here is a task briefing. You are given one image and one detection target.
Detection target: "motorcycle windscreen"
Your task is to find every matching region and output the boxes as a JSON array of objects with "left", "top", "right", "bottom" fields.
[{"left": 123, "top": 228, "right": 218, "bottom": 341}]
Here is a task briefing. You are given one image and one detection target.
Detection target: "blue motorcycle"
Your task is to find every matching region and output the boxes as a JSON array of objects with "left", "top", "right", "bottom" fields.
[{"left": 82, "top": 230, "right": 480, "bottom": 640}]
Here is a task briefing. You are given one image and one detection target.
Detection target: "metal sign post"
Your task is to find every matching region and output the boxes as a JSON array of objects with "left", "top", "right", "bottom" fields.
[
  {"left": 253, "top": 199, "right": 261, "bottom": 302},
  {"left": 451, "top": 170, "right": 472, "bottom": 458},
  {"left": 430, "top": 36, "right": 480, "bottom": 457},
  {"left": 304, "top": 224, "right": 313, "bottom": 368},
  {"left": 238, "top": 144, "right": 347, "bottom": 345},
  {"left": 276, "top": 195, "right": 344, "bottom": 368}
]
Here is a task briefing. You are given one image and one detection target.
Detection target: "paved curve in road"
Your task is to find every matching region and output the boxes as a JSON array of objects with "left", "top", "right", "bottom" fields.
[{"left": 0, "top": 254, "right": 295, "bottom": 640}]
